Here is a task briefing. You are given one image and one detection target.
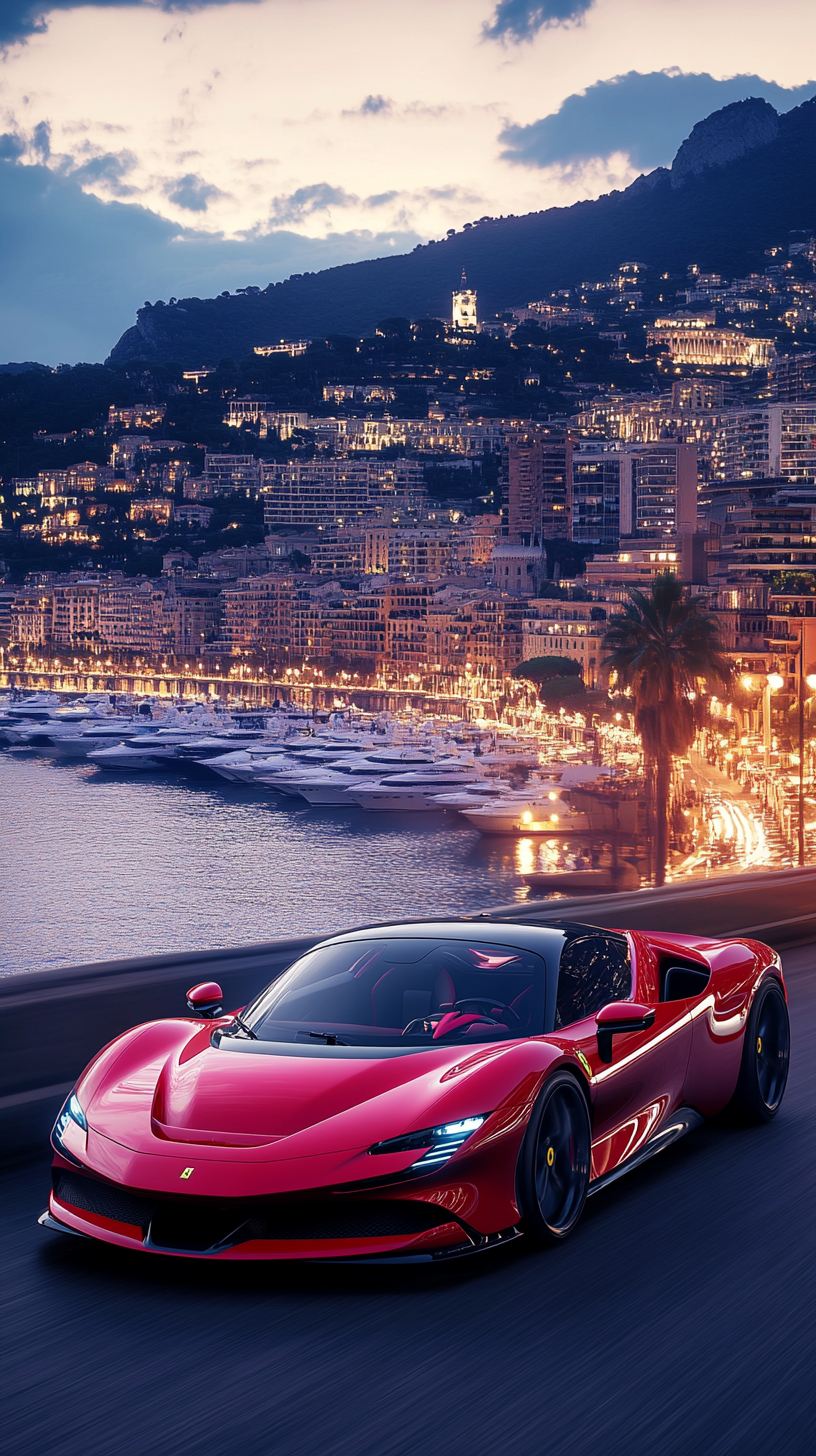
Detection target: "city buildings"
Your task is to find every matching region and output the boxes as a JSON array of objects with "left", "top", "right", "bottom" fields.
[{"left": 2, "top": 254, "right": 814, "bottom": 750}]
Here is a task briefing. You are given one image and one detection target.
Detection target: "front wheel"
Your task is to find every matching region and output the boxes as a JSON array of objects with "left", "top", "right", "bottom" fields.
[
  {"left": 731, "top": 978, "right": 790, "bottom": 1122},
  {"left": 517, "top": 1072, "right": 591, "bottom": 1243}
]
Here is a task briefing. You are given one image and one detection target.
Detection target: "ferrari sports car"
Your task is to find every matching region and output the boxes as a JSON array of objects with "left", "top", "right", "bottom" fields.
[{"left": 41, "top": 918, "right": 790, "bottom": 1263}]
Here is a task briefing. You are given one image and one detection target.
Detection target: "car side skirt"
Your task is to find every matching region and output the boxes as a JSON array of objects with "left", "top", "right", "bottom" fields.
[{"left": 587, "top": 1107, "right": 705, "bottom": 1197}]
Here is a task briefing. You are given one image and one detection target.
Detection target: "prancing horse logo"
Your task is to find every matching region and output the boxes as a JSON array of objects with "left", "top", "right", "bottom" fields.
[{"left": 180, "top": 1167, "right": 194, "bottom": 1179}]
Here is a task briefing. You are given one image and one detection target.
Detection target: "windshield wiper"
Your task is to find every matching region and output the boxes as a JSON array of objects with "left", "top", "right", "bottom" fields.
[
  {"left": 226, "top": 1014, "right": 257, "bottom": 1040},
  {"left": 308, "top": 1030, "right": 348, "bottom": 1046}
]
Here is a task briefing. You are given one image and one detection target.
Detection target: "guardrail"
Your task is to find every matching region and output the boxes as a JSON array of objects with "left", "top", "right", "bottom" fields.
[{"left": 2, "top": 866, "right": 813, "bottom": 1156}]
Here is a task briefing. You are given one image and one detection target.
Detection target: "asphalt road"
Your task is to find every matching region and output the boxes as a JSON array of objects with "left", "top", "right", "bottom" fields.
[{"left": 3, "top": 944, "right": 814, "bottom": 1456}]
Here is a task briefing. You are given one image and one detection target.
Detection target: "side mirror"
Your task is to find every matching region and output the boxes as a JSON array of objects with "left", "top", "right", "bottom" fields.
[
  {"left": 186, "top": 982, "right": 224, "bottom": 1018},
  {"left": 595, "top": 1001, "right": 655, "bottom": 1064}
]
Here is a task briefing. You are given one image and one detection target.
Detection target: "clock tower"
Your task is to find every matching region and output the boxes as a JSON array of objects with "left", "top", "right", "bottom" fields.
[{"left": 452, "top": 269, "right": 478, "bottom": 333}]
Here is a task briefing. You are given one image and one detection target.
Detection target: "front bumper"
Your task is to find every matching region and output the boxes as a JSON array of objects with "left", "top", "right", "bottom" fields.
[{"left": 41, "top": 1168, "right": 521, "bottom": 1263}]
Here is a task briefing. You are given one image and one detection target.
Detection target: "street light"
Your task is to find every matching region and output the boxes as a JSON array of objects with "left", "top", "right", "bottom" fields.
[
  {"left": 764, "top": 672, "right": 783, "bottom": 771},
  {"left": 796, "top": 645, "right": 816, "bottom": 866}
]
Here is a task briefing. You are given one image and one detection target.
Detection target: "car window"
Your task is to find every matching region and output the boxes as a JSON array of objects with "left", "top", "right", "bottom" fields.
[
  {"left": 239, "top": 938, "right": 548, "bottom": 1047},
  {"left": 554, "top": 936, "right": 631, "bottom": 1029}
]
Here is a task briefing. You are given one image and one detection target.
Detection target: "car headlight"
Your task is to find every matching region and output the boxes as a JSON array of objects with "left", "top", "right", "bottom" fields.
[
  {"left": 369, "top": 1115, "right": 488, "bottom": 1170},
  {"left": 52, "top": 1092, "right": 87, "bottom": 1151}
]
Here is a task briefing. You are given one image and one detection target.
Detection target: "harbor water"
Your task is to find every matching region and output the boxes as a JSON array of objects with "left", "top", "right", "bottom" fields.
[{"left": 1, "top": 751, "right": 530, "bottom": 975}]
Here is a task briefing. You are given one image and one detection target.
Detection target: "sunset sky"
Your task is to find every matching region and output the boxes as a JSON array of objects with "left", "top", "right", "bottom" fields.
[{"left": 2, "top": 0, "right": 814, "bottom": 360}]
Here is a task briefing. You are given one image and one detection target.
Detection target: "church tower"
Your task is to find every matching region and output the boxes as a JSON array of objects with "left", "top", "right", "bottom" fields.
[{"left": 452, "top": 268, "right": 478, "bottom": 333}]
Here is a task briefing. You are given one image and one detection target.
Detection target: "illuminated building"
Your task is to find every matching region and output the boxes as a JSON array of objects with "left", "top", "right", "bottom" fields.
[
  {"left": 521, "top": 599, "right": 611, "bottom": 689},
  {"left": 203, "top": 455, "right": 262, "bottom": 496},
  {"left": 718, "top": 405, "right": 816, "bottom": 482},
  {"left": 261, "top": 459, "right": 425, "bottom": 527},
  {"left": 253, "top": 340, "right": 310, "bottom": 357},
  {"left": 107, "top": 404, "right": 167, "bottom": 431},
  {"left": 451, "top": 270, "right": 478, "bottom": 334},
  {"left": 569, "top": 443, "right": 698, "bottom": 544},
  {"left": 502, "top": 431, "right": 572, "bottom": 545},
  {"left": 225, "top": 401, "right": 308, "bottom": 439},
  {"left": 770, "top": 351, "right": 816, "bottom": 402},
  {"left": 647, "top": 316, "right": 776, "bottom": 370}
]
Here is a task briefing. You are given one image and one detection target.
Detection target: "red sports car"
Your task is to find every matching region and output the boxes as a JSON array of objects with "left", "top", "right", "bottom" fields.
[{"left": 41, "top": 919, "right": 790, "bottom": 1263}]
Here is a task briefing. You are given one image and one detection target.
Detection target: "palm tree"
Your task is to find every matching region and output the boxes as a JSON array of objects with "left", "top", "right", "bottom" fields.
[{"left": 603, "top": 572, "right": 732, "bottom": 886}]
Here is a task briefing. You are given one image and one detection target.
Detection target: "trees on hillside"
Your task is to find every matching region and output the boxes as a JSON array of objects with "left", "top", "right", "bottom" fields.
[{"left": 603, "top": 572, "right": 732, "bottom": 886}]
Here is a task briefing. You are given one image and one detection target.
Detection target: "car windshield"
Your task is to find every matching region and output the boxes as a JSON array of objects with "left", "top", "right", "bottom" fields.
[{"left": 241, "top": 938, "right": 547, "bottom": 1047}]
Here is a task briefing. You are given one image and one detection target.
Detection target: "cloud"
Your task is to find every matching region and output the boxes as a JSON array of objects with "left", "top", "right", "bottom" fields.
[
  {"left": 365, "top": 190, "right": 399, "bottom": 207},
  {"left": 500, "top": 69, "right": 816, "bottom": 172},
  {"left": 0, "top": 0, "right": 261, "bottom": 49},
  {"left": 342, "top": 94, "right": 393, "bottom": 118},
  {"left": 69, "top": 149, "right": 138, "bottom": 196},
  {"left": 269, "top": 182, "right": 358, "bottom": 225},
  {"left": 0, "top": 158, "right": 421, "bottom": 362},
  {"left": 165, "top": 170, "right": 226, "bottom": 211},
  {"left": 483, "top": 0, "right": 592, "bottom": 43},
  {"left": 0, "top": 131, "right": 26, "bottom": 160},
  {"left": 32, "top": 119, "right": 51, "bottom": 159}
]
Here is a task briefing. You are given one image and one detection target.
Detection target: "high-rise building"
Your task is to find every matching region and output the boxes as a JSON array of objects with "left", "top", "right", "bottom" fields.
[
  {"left": 503, "top": 431, "right": 572, "bottom": 545},
  {"left": 570, "top": 442, "right": 697, "bottom": 544},
  {"left": 570, "top": 453, "right": 629, "bottom": 547},
  {"left": 718, "top": 404, "right": 816, "bottom": 482},
  {"left": 769, "top": 352, "right": 816, "bottom": 402},
  {"left": 631, "top": 443, "right": 698, "bottom": 539}
]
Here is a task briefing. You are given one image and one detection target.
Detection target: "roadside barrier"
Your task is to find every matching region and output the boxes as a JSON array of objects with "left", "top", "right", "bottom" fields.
[{"left": 1, "top": 866, "right": 813, "bottom": 1156}]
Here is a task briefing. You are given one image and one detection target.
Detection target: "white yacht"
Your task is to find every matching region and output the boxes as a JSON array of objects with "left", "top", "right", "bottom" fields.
[
  {"left": 430, "top": 781, "right": 526, "bottom": 811},
  {"left": 255, "top": 746, "right": 442, "bottom": 798},
  {"left": 200, "top": 746, "right": 301, "bottom": 783},
  {"left": 45, "top": 720, "right": 160, "bottom": 758},
  {"left": 87, "top": 722, "right": 233, "bottom": 770},
  {"left": 345, "top": 762, "right": 483, "bottom": 811},
  {"left": 459, "top": 785, "right": 590, "bottom": 835}
]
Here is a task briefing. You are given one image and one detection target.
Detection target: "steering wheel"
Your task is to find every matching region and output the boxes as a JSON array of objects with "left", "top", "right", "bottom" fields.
[
  {"left": 453, "top": 997, "right": 523, "bottom": 1027},
  {"left": 401, "top": 1009, "right": 501, "bottom": 1038}
]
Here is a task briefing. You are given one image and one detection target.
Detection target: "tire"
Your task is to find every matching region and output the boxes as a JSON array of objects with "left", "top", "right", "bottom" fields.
[
  {"left": 731, "top": 978, "right": 790, "bottom": 1123},
  {"left": 517, "top": 1072, "right": 591, "bottom": 1243}
]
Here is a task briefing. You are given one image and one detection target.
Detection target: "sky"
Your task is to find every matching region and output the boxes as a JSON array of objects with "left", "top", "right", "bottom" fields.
[{"left": 1, "top": 0, "right": 814, "bottom": 362}]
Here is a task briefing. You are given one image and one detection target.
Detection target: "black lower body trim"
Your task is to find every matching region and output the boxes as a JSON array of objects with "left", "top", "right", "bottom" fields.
[{"left": 588, "top": 1107, "right": 705, "bottom": 1197}]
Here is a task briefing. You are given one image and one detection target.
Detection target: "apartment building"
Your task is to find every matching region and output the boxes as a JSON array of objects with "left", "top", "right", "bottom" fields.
[
  {"left": 225, "top": 401, "right": 308, "bottom": 439},
  {"left": 717, "top": 405, "right": 816, "bottom": 482},
  {"left": 51, "top": 581, "right": 100, "bottom": 648},
  {"left": 521, "top": 600, "right": 612, "bottom": 689},
  {"left": 218, "top": 574, "right": 294, "bottom": 658},
  {"left": 502, "top": 431, "right": 572, "bottom": 544},
  {"left": 261, "top": 459, "right": 426, "bottom": 527},
  {"left": 9, "top": 587, "right": 54, "bottom": 647},
  {"left": 204, "top": 454, "right": 262, "bottom": 496},
  {"left": 570, "top": 442, "right": 698, "bottom": 545},
  {"left": 706, "top": 502, "right": 816, "bottom": 587},
  {"left": 98, "top": 581, "right": 162, "bottom": 654}
]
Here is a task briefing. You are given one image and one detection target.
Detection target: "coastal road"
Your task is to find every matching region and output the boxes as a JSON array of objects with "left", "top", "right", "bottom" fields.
[{"left": 3, "top": 943, "right": 814, "bottom": 1456}]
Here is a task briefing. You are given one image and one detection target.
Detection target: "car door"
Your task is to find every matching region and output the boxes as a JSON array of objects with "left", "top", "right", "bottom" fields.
[{"left": 553, "top": 933, "right": 693, "bottom": 1181}]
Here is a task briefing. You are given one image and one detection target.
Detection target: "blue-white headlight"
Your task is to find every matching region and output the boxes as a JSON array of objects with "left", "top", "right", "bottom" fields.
[
  {"left": 52, "top": 1092, "right": 87, "bottom": 1150},
  {"left": 369, "top": 1115, "right": 488, "bottom": 1170}
]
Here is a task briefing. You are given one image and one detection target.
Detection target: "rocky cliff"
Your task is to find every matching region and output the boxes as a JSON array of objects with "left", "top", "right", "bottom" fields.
[{"left": 671, "top": 97, "right": 781, "bottom": 187}]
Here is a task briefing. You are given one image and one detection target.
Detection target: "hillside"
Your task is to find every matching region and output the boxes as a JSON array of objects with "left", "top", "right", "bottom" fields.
[{"left": 108, "top": 97, "right": 816, "bottom": 368}]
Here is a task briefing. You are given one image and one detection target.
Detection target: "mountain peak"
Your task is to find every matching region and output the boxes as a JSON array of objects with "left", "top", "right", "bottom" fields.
[{"left": 670, "top": 96, "right": 780, "bottom": 188}]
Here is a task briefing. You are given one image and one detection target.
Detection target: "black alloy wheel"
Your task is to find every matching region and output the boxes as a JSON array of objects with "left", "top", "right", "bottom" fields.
[
  {"left": 518, "top": 1072, "right": 591, "bottom": 1243},
  {"left": 732, "top": 978, "right": 791, "bottom": 1122}
]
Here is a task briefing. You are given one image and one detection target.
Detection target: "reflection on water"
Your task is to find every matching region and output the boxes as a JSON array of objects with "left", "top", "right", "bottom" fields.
[{"left": 1, "top": 753, "right": 532, "bottom": 974}]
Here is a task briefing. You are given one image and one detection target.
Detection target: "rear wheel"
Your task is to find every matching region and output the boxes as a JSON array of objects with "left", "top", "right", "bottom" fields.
[
  {"left": 518, "top": 1072, "right": 590, "bottom": 1243},
  {"left": 732, "top": 978, "right": 790, "bottom": 1122}
]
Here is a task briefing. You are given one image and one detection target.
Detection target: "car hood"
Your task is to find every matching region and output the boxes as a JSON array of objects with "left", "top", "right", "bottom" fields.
[{"left": 78, "top": 1019, "right": 540, "bottom": 1162}]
